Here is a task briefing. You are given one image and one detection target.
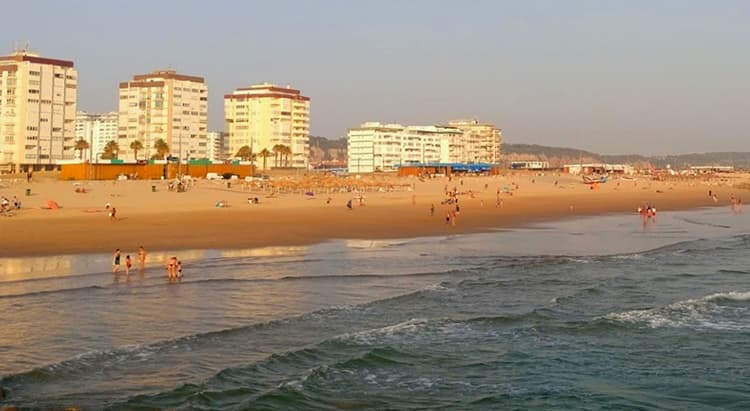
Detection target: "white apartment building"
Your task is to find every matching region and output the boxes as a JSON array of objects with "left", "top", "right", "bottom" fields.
[
  {"left": 347, "top": 122, "right": 463, "bottom": 173},
  {"left": 75, "top": 111, "right": 118, "bottom": 162},
  {"left": 224, "top": 83, "right": 310, "bottom": 168},
  {"left": 118, "top": 70, "right": 208, "bottom": 161},
  {"left": 0, "top": 49, "right": 77, "bottom": 171},
  {"left": 206, "top": 131, "right": 227, "bottom": 162},
  {"left": 446, "top": 119, "right": 502, "bottom": 164}
]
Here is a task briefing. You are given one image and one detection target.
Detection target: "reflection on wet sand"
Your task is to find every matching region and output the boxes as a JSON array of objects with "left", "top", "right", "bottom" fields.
[
  {"left": 220, "top": 246, "right": 308, "bottom": 258},
  {"left": 0, "top": 256, "right": 73, "bottom": 281}
]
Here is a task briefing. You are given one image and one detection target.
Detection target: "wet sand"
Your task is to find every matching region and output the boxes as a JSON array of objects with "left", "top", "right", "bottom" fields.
[{"left": 0, "top": 172, "right": 747, "bottom": 257}]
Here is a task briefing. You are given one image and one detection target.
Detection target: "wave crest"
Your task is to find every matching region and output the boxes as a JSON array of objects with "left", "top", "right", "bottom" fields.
[{"left": 603, "top": 290, "right": 750, "bottom": 330}]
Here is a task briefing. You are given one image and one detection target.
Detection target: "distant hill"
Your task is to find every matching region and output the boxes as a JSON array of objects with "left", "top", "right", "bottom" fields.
[
  {"left": 307, "top": 137, "right": 750, "bottom": 170},
  {"left": 504, "top": 143, "right": 750, "bottom": 169},
  {"left": 309, "top": 136, "right": 347, "bottom": 165}
]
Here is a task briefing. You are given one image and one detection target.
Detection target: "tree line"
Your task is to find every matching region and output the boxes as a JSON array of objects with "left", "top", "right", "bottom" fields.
[{"left": 74, "top": 138, "right": 295, "bottom": 169}]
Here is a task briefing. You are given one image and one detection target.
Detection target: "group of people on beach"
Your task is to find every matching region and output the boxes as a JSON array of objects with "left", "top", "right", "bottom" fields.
[
  {"left": 166, "top": 256, "right": 183, "bottom": 280},
  {"left": 637, "top": 204, "right": 657, "bottom": 219},
  {"left": 112, "top": 246, "right": 183, "bottom": 280},
  {"left": 0, "top": 195, "right": 21, "bottom": 214},
  {"left": 112, "top": 246, "right": 147, "bottom": 275}
]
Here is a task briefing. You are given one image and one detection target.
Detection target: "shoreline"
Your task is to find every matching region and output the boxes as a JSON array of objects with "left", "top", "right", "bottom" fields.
[{"left": 1, "top": 173, "right": 746, "bottom": 258}]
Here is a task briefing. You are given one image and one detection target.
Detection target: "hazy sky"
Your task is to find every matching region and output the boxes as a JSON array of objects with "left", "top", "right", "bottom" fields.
[{"left": 2, "top": 1, "right": 748, "bottom": 154}]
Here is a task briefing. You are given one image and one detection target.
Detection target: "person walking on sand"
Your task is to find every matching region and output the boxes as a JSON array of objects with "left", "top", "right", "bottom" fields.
[
  {"left": 138, "top": 245, "right": 147, "bottom": 270},
  {"left": 125, "top": 255, "right": 132, "bottom": 275},
  {"left": 430, "top": 203, "right": 435, "bottom": 216},
  {"left": 112, "top": 249, "right": 121, "bottom": 274},
  {"left": 346, "top": 199, "right": 353, "bottom": 210},
  {"left": 109, "top": 206, "right": 117, "bottom": 221}
]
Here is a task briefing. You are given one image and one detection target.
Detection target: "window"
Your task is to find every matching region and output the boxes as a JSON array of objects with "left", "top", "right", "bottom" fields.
[{"left": 29, "top": 71, "right": 40, "bottom": 76}]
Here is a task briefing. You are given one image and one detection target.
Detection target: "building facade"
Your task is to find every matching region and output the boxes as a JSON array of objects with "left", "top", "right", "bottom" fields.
[
  {"left": 75, "top": 111, "right": 118, "bottom": 162},
  {"left": 206, "top": 131, "right": 228, "bottom": 162},
  {"left": 446, "top": 119, "right": 502, "bottom": 164},
  {"left": 118, "top": 70, "right": 208, "bottom": 161},
  {"left": 224, "top": 83, "right": 310, "bottom": 168},
  {"left": 0, "top": 50, "right": 77, "bottom": 171},
  {"left": 348, "top": 119, "right": 502, "bottom": 173},
  {"left": 347, "top": 122, "right": 464, "bottom": 173}
]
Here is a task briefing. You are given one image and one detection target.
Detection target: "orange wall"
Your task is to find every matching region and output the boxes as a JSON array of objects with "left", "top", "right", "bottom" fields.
[{"left": 60, "top": 164, "right": 256, "bottom": 181}]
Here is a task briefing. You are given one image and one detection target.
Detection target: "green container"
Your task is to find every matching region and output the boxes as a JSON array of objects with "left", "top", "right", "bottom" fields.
[
  {"left": 151, "top": 185, "right": 156, "bottom": 192},
  {"left": 25, "top": 188, "right": 31, "bottom": 196},
  {"left": 227, "top": 182, "right": 231, "bottom": 189}
]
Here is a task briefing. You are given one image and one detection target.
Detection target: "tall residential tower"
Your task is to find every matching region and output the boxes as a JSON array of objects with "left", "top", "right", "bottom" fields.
[
  {"left": 75, "top": 111, "right": 118, "bottom": 162},
  {"left": 224, "top": 83, "right": 310, "bottom": 168},
  {"left": 0, "top": 49, "right": 77, "bottom": 171},
  {"left": 118, "top": 70, "right": 208, "bottom": 161},
  {"left": 446, "top": 119, "right": 502, "bottom": 164}
]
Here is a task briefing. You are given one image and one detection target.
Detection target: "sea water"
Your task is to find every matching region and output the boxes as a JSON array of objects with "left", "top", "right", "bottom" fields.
[{"left": 1, "top": 207, "right": 749, "bottom": 410}]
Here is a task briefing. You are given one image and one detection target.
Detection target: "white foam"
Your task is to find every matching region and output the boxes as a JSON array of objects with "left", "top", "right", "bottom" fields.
[
  {"left": 337, "top": 318, "right": 429, "bottom": 345},
  {"left": 612, "top": 253, "right": 643, "bottom": 260},
  {"left": 704, "top": 291, "right": 750, "bottom": 302},
  {"left": 420, "top": 283, "right": 450, "bottom": 292},
  {"left": 604, "top": 290, "right": 750, "bottom": 330}
]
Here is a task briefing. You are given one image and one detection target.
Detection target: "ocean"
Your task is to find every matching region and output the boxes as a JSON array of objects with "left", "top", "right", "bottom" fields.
[{"left": 1, "top": 207, "right": 749, "bottom": 410}]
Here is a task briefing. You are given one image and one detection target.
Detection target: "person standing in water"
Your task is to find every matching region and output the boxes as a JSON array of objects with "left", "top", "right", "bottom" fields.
[
  {"left": 112, "top": 249, "right": 121, "bottom": 274},
  {"left": 125, "top": 255, "right": 133, "bottom": 276},
  {"left": 137, "top": 245, "right": 147, "bottom": 270}
]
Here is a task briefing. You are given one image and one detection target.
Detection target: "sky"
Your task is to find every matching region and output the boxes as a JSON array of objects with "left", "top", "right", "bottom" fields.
[{"left": 2, "top": 0, "right": 748, "bottom": 155}]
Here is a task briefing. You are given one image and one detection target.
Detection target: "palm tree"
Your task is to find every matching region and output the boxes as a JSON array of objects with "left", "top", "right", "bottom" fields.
[
  {"left": 101, "top": 140, "right": 119, "bottom": 160},
  {"left": 272, "top": 144, "right": 284, "bottom": 168},
  {"left": 281, "top": 145, "right": 293, "bottom": 167},
  {"left": 153, "top": 138, "right": 169, "bottom": 160},
  {"left": 129, "top": 140, "right": 144, "bottom": 161},
  {"left": 259, "top": 148, "right": 271, "bottom": 170},
  {"left": 74, "top": 139, "right": 89, "bottom": 161},
  {"left": 236, "top": 145, "right": 253, "bottom": 161}
]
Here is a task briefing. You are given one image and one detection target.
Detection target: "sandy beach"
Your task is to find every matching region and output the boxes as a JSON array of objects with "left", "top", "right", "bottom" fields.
[{"left": 1, "top": 171, "right": 748, "bottom": 257}]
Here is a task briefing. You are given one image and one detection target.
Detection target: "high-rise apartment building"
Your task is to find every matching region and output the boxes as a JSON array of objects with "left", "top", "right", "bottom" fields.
[
  {"left": 224, "top": 83, "right": 310, "bottom": 168},
  {"left": 206, "top": 131, "right": 227, "bottom": 162},
  {"left": 75, "top": 111, "right": 118, "bottom": 161},
  {"left": 0, "top": 49, "right": 77, "bottom": 171},
  {"left": 446, "top": 119, "right": 502, "bottom": 164},
  {"left": 347, "top": 119, "right": 502, "bottom": 173},
  {"left": 118, "top": 70, "right": 208, "bottom": 161},
  {"left": 347, "top": 122, "right": 463, "bottom": 173}
]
